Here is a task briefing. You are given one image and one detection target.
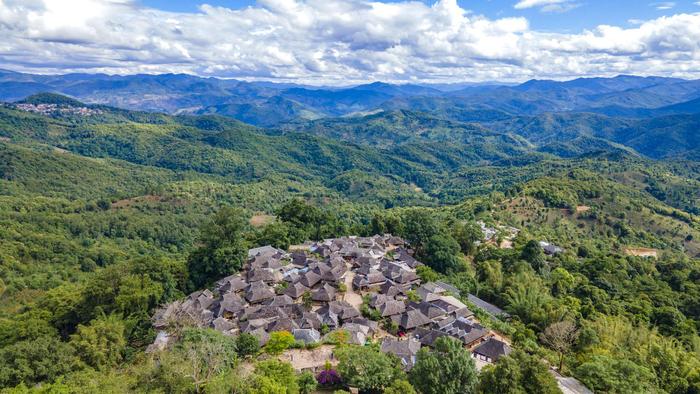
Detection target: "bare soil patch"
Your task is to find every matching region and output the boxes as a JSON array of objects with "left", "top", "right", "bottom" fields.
[
  {"left": 111, "top": 195, "right": 164, "bottom": 209},
  {"left": 250, "top": 214, "right": 275, "bottom": 228},
  {"left": 624, "top": 247, "right": 658, "bottom": 258},
  {"left": 279, "top": 345, "right": 336, "bottom": 372}
]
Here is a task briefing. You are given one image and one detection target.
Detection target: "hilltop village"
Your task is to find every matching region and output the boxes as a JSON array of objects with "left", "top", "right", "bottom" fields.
[{"left": 152, "top": 235, "right": 513, "bottom": 370}]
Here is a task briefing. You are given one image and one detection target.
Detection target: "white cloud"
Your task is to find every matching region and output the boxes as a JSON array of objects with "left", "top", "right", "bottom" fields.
[
  {"left": 651, "top": 2, "right": 676, "bottom": 10},
  {"left": 514, "top": 0, "right": 578, "bottom": 12},
  {"left": 0, "top": 0, "right": 699, "bottom": 84},
  {"left": 515, "top": 0, "right": 563, "bottom": 9}
]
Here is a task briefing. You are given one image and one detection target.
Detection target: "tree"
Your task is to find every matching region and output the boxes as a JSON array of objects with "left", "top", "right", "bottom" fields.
[
  {"left": 187, "top": 207, "right": 249, "bottom": 290},
  {"left": 422, "top": 234, "right": 461, "bottom": 274},
  {"left": 550, "top": 267, "right": 575, "bottom": 297},
  {"left": 416, "top": 265, "right": 439, "bottom": 283},
  {"left": 254, "top": 360, "right": 299, "bottom": 394},
  {"left": 504, "top": 271, "right": 553, "bottom": 327},
  {"left": 409, "top": 336, "right": 477, "bottom": 394},
  {"left": 277, "top": 199, "right": 325, "bottom": 242},
  {"left": 301, "top": 291, "right": 313, "bottom": 310},
  {"left": 265, "top": 331, "right": 295, "bottom": 355},
  {"left": 478, "top": 350, "right": 560, "bottom": 394},
  {"left": 0, "top": 335, "right": 79, "bottom": 388},
  {"left": 453, "top": 222, "right": 483, "bottom": 256},
  {"left": 575, "top": 355, "right": 655, "bottom": 393},
  {"left": 297, "top": 371, "right": 317, "bottom": 394},
  {"left": 384, "top": 379, "right": 417, "bottom": 394},
  {"left": 521, "top": 240, "right": 546, "bottom": 272},
  {"left": 70, "top": 314, "right": 126, "bottom": 371},
  {"left": 151, "top": 328, "right": 238, "bottom": 393},
  {"left": 401, "top": 209, "right": 440, "bottom": 254},
  {"left": 255, "top": 221, "right": 292, "bottom": 250},
  {"left": 335, "top": 345, "right": 404, "bottom": 392},
  {"left": 236, "top": 333, "right": 260, "bottom": 357},
  {"left": 539, "top": 320, "right": 579, "bottom": 372}
]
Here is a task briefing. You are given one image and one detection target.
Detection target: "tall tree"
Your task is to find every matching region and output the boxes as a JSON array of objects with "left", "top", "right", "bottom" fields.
[
  {"left": 478, "top": 350, "right": 560, "bottom": 394},
  {"left": 187, "top": 207, "right": 248, "bottom": 290},
  {"left": 539, "top": 320, "right": 579, "bottom": 372},
  {"left": 335, "top": 345, "right": 404, "bottom": 392},
  {"left": 409, "top": 336, "right": 478, "bottom": 394},
  {"left": 521, "top": 240, "right": 546, "bottom": 272},
  {"left": 422, "top": 235, "right": 461, "bottom": 274}
]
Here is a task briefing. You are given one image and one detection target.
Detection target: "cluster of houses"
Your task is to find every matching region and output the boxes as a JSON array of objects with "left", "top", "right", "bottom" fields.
[
  {"left": 477, "top": 220, "right": 520, "bottom": 249},
  {"left": 151, "top": 235, "right": 512, "bottom": 370},
  {"left": 11, "top": 102, "right": 102, "bottom": 117}
]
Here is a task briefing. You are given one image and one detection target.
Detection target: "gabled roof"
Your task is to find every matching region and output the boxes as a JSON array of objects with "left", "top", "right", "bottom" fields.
[
  {"left": 264, "top": 295, "right": 294, "bottom": 307},
  {"left": 413, "top": 327, "right": 449, "bottom": 347},
  {"left": 245, "top": 281, "right": 275, "bottom": 303},
  {"left": 291, "top": 251, "right": 307, "bottom": 266},
  {"left": 248, "top": 245, "right": 283, "bottom": 258},
  {"left": 381, "top": 337, "right": 421, "bottom": 369},
  {"left": 217, "top": 275, "right": 248, "bottom": 293},
  {"left": 312, "top": 283, "right": 337, "bottom": 302},
  {"left": 247, "top": 268, "right": 277, "bottom": 283},
  {"left": 473, "top": 338, "right": 512, "bottom": 361},
  {"left": 299, "top": 270, "right": 321, "bottom": 288},
  {"left": 435, "top": 281, "right": 460, "bottom": 296},
  {"left": 346, "top": 317, "right": 380, "bottom": 333},
  {"left": 468, "top": 294, "right": 509, "bottom": 318},
  {"left": 321, "top": 265, "right": 346, "bottom": 282},
  {"left": 250, "top": 327, "right": 270, "bottom": 346},
  {"left": 211, "top": 317, "right": 235, "bottom": 333},
  {"left": 408, "top": 301, "right": 447, "bottom": 320},
  {"left": 267, "top": 318, "right": 298, "bottom": 332},
  {"left": 397, "top": 309, "right": 432, "bottom": 330},
  {"left": 379, "top": 300, "right": 406, "bottom": 317},
  {"left": 394, "top": 270, "right": 419, "bottom": 284},
  {"left": 296, "top": 312, "right": 323, "bottom": 330},
  {"left": 284, "top": 282, "right": 310, "bottom": 298},
  {"left": 367, "top": 271, "right": 388, "bottom": 284},
  {"left": 379, "top": 281, "right": 402, "bottom": 297},
  {"left": 369, "top": 293, "right": 390, "bottom": 308},
  {"left": 293, "top": 328, "right": 321, "bottom": 344}
]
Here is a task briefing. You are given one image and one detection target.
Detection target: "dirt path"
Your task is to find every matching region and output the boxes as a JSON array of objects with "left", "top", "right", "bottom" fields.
[{"left": 343, "top": 269, "right": 363, "bottom": 310}]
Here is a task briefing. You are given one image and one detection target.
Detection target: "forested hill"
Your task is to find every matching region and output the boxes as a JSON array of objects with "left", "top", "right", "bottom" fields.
[{"left": 1, "top": 89, "right": 700, "bottom": 393}]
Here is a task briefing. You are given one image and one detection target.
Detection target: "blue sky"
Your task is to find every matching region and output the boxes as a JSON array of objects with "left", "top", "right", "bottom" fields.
[
  {"left": 140, "top": 0, "right": 700, "bottom": 32},
  {"left": 1, "top": 0, "right": 700, "bottom": 84}
]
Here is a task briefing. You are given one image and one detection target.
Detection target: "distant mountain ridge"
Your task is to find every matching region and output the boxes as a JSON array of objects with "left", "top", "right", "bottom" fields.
[{"left": 2, "top": 70, "right": 700, "bottom": 127}]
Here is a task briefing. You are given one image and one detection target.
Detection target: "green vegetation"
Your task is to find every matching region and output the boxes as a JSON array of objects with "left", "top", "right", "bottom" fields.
[
  {"left": 1, "top": 95, "right": 699, "bottom": 393},
  {"left": 409, "top": 337, "right": 478, "bottom": 394}
]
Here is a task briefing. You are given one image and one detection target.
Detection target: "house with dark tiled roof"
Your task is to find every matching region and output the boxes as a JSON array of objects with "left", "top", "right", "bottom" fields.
[
  {"left": 293, "top": 328, "right": 321, "bottom": 344},
  {"left": 468, "top": 294, "right": 510, "bottom": 318},
  {"left": 395, "top": 309, "right": 432, "bottom": 331},
  {"left": 379, "top": 300, "right": 406, "bottom": 317},
  {"left": 245, "top": 281, "right": 275, "bottom": 304},
  {"left": 296, "top": 312, "right": 323, "bottom": 330},
  {"left": 472, "top": 338, "right": 512, "bottom": 362},
  {"left": 312, "top": 283, "right": 337, "bottom": 302},
  {"left": 265, "top": 295, "right": 294, "bottom": 307},
  {"left": 217, "top": 275, "right": 248, "bottom": 293},
  {"left": 284, "top": 282, "right": 310, "bottom": 299},
  {"left": 299, "top": 270, "right": 321, "bottom": 288},
  {"left": 408, "top": 301, "right": 447, "bottom": 320},
  {"left": 379, "top": 281, "right": 402, "bottom": 297},
  {"left": 381, "top": 337, "right": 421, "bottom": 370},
  {"left": 151, "top": 234, "right": 506, "bottom": 364},
  {"left": 412, "top": 327, "right": 448, "bottom": 347}
]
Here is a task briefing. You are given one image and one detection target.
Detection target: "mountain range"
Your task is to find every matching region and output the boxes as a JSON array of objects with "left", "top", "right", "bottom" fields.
[{"left": 2, "top": 70, "right": 700, "bottom": 127}]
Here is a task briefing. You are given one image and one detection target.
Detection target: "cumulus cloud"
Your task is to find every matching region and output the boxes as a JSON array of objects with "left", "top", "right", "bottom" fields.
[{"left": 0, "top": 0, "right": 699, "bottom": 84}]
